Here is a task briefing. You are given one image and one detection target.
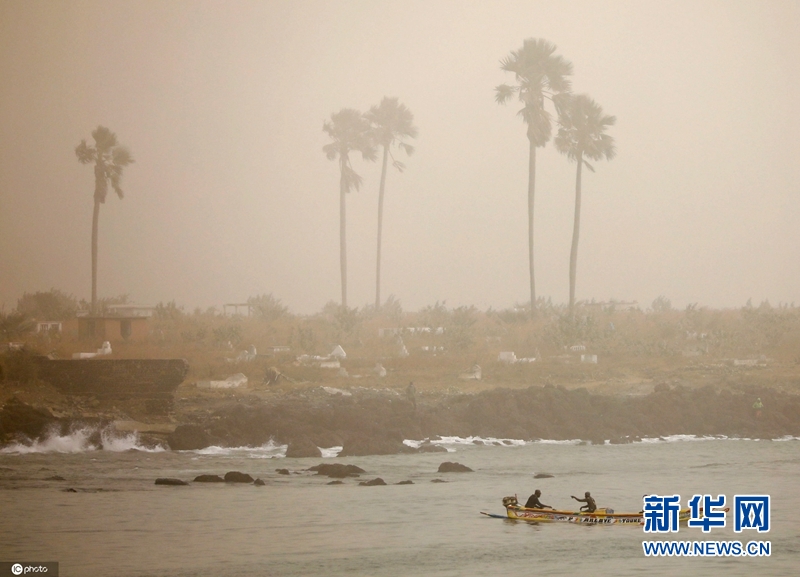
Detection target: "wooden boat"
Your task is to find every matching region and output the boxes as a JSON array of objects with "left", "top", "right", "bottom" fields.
[{"left": 500, "top": 496, "right": 694, "bottom": 526}]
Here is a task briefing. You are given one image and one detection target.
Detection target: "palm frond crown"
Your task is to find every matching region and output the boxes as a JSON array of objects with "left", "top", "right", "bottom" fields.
[
  {"left": 496, "top": 38, "right": 573, "bottom": 147},
  {"left": 322, "top": 109, "right": 376, "bottom": 192},
  {"left": 555, "top": 94, "right": 616, "bottom": 163},
  {"left": 365, "top": 97, "right": 418, "bottom": 153},
  {"left": 76, "top": 125, "right": 134, "bottom": 202}
]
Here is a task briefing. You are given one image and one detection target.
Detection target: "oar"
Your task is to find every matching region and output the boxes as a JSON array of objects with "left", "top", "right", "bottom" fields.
[{"left": 480, "top": 511, "right": 509, "bottom": 519}]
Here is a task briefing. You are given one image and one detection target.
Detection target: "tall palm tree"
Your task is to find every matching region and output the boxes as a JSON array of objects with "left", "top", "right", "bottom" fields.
[
  {"left": 554, "top": 94, "right": 616, "bottom": 312},
  {"left": 496, "top": 38, "right": 572, "bottom": 315},
  {"left": 365, "top": 97, "right": 418, "bottom": 310},
  {"left": 75, "top": 126, "right": 134, "bottom": 314},
  {"left": 323, "top": 109, "right": 376, "bottom": 308}
]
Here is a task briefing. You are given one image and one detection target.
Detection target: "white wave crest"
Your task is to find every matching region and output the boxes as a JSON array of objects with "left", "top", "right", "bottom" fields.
[
  {"left": 635, "top": 434, "right": 743, "bottom": 444},
  {"left": 404, "top": 436, "right": 527, "bottom": 449},
  {"left": 534, "top": 439, "right": 585, "bottom": 445},
  {"left": 190, "top": 440, "right": 288, "bottom": 458},
  {"left": 0, "top": 425, "right": 165, "bottom": 454},
  {"left": 319, "top": 446, "right": 342, "bottom": 458}
]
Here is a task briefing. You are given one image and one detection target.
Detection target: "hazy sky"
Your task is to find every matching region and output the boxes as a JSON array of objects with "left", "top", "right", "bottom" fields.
[{"left": 1, "top": 0, "right": 798, "bottom": 314}]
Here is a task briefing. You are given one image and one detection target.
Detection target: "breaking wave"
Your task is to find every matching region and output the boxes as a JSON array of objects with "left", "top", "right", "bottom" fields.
[
  {"left": 319, "top": 446, "right": 343, "bottom": 458},
  {"left": 0, "top": 425, "right": 165, "bottom": 454},
  {"left": 404, "top": 436, "right": 528, "bottom": 451},
  {"left": 634, "top": 434, "right": 749, "bottom": 444},
  {"left": 533, "top": 439, "right": 584, "bottom": 445},
  {"left": 403, "top": 434, "right": 798, "bottom": 449},
  {"left": 189, "top": 440, "right": 288, "bottom": 458}
]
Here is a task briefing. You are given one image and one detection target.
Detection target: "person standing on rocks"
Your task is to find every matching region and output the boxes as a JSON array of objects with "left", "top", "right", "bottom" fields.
[
  {"left": 406, "top": 382, "right": 416, "bottom": 411},
  {"left": 752, "top": 398, "right": 763, "bottom": 418}
]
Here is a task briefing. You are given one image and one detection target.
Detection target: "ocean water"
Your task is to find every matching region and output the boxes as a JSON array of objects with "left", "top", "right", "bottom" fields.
[{"left": 1, "top": 431, "right": 798, "bottom": 576}]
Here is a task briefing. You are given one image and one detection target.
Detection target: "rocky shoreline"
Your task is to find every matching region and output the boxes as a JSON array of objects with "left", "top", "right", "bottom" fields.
[{"left": 2, "top": 383, "right": 798, "bottom": 456}]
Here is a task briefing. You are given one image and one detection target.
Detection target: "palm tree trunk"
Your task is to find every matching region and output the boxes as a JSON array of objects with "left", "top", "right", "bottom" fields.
[
  {"left": 375, "top": 146, "right": 389, "bottom": 310},
  {"left": 569, "top": 151, "right": 583, "bottom": 314},
  {"left": 91, "top": 199, "right": 100, "bottom": 314},
  {"left": 339, "top": 159, "right": 348, "bottom": 309},
  {"left": 527, "top": 138, "right": 537, "bottom": 316}
]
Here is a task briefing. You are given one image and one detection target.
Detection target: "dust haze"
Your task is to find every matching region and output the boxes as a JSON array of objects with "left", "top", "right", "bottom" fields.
[{"left": 1, "top": 0, "right": 798, "bottom": 314}]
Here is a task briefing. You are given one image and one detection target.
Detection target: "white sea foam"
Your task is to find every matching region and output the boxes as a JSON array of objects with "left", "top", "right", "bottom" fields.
[
  {"left": 0, "top": 425, "right": 164, "bottom": 454},
  {"left": 402, "top": 434, "right": 788, "bottom": 449},
  {"left": 404, "top": 436, "right": 527, "bottom": 449},
  {"left": 319, "top": 446, "right": 342, "bottom": 458},
  {"left": 190, "top": 440, "right": 288, "bottom": 458},
  {"left": 533, "top": 439, "right": 584, "bottom": 445},
  {"left": 635, "top": 434, "right": 748, "bottom": 444}
]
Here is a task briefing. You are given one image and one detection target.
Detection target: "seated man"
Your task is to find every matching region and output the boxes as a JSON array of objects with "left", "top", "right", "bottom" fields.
[
  {"left": 524, "top": 489, "right": 552, "bottom": 509},
  {"left": 571, "top": 491, "right": 597, "bottom": 513}
]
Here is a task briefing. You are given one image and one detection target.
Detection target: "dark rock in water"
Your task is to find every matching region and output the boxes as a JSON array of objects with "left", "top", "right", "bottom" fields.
[
  {"left": 438, "top": 461, "right": 473, "bottom": 473},
  {"left": 63, "top": 487, "right": 78, "bottom": 492},
  {"left": 359, "top": 477, "right": 387, "bottom": 486},
  {"left": 224, "top": 471, "right": 254, "bottom": 483},
  {"left": 45, "top": 475, "right": 66, "bottom": 481},
  {"left": 396, "top": 480, "right": 414, "bottom": 485},
  {"left": 285, "top": 437, "right": 321, "bottom": 458},
  {"left": 308, "top": 463, "right": 365, "bottom": 478},
  {"left": 193, "top": 474, "right": 224, "bottom": 483},
  {"left": 327, "top": 480, "right": 344, "bottom": 485},
  {"left": 86, "top": 429, "right": 103, "bottom": 450},
  {"left": 431, "top": 478, "right": 447, "bottom": 483},
  {"left": 155, "top": 478, "right": 188, "bottom": 486},
  {"left": 275, "top": 468, "right": 290, "bottom": 475},
  {"left": 167, "top": 425, "right": 211, "bottom": 451},
  {"left": 253, "top": 478, "right": 266, "bottom": 486},
  {"left": 533, "top": 473, "right": 554, "bottom": 479},
  {"left": 137, "top": 434, "right": 169, "bottom": 451},
  {"left": 417, "top": 442, "right": 447, "bottom": 453}
]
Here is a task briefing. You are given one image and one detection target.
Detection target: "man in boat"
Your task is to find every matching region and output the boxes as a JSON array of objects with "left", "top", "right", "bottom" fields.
[
  {"left": 571, "top": 492, "right": 597, "bottom": 513},
  {"left": 524, "top": 489, "right": 553, "bottom": 509}
]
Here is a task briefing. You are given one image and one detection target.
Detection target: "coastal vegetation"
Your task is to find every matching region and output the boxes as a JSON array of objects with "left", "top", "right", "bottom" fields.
[
  {"left": 3, "top": 293, "right": 800, "bottom": 397},
  {"left": 3, "top": 293, "right": 800, "bottom": 453}
]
